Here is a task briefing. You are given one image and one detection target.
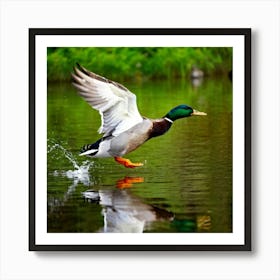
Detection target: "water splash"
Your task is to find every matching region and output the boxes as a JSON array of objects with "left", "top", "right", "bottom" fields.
[
  {"left": 65, "top": 160, "right": 93, "bottom": 186},
  {"left": 48, "top": 139, "right": 94, "bottom": 186},
  {"left": 47, "top": 139, "right": 95, "bottom": 211},
  {"left": 48, "top": 140, "right": 79, "bottom": 169}
]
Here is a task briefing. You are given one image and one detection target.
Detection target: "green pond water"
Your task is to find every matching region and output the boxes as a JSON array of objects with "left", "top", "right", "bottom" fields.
[{"left": 47, "top": 77, "right": 232, "bottom": 233}]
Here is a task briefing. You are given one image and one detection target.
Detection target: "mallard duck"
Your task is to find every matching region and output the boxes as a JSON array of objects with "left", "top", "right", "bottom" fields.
[
  {"left": 190, "top": 65, "right": 204, "bottom": 79},
  {"left": 72, "top": 64, "right": 207, "bottom": 168}
]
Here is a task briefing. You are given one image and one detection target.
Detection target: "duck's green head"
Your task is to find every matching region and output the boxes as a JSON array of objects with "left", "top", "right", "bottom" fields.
[{"left": 164, "top": 104, "right": 207, "bottom": 122}]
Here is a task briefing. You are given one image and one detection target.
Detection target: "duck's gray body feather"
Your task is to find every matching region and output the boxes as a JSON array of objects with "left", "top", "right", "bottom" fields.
[
  {"left": 109, "top": 118, "right": 153, "bottom": 156},
  {"left": 80, "top": 117, "right": 173, "bottom": 158}
]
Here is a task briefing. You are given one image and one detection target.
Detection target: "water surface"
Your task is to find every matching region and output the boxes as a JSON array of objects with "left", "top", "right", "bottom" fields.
[{"left": 47, "top": 77, "right": 232, "bottom": 233}]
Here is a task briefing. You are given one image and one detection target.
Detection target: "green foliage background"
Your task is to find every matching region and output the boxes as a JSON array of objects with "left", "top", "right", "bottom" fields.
[{"left": 47, "top": 47, "right": 232, "bottom": 82}]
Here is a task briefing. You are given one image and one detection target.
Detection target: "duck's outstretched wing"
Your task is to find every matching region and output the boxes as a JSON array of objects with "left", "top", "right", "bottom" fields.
[{"left": 72, "top": 64, "right": 143, "bottom": 137}]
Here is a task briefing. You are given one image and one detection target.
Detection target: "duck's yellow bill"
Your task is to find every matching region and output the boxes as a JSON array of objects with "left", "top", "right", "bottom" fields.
[{"left": 191, "top": 109, "right": 207, "bottom": 116}]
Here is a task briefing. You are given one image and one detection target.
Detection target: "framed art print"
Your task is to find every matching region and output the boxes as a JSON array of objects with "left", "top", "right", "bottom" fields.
[{"left": 29, "top": 28, "right": 251, "bottom": 251}]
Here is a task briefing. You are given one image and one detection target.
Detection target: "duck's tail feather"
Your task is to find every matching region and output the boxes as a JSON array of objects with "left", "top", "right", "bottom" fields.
[
  {"left": 79, "top": 148, "right": 98, "bottom": 156},
  {"left": 79, "top": 138, "right": 103, "bottom": 156}
]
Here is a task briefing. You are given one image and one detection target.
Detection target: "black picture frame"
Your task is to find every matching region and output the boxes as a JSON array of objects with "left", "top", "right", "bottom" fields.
[{"left": 29, "top": 28, "right": 251, "bottom": 251}]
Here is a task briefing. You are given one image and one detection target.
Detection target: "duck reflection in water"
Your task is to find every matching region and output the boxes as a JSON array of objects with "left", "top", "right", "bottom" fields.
[
  {"left": 116, "top": 176, "right": 144, "bottom": 189},
  {"left": 83, "top": 177, "right": 174, "bottom": 233}
]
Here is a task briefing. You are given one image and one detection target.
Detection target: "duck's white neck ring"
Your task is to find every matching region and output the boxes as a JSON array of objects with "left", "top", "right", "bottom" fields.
[{"left": 164, "top": 117, "right": 174, "bottom": 123}]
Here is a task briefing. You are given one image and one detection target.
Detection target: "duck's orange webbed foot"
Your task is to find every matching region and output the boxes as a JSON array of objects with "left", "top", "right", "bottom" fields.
[{"left": 114, "top": 157, "right": 143, "bottom": 168}]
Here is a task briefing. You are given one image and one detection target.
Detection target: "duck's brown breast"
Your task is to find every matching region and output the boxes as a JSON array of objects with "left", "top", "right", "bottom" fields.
[{"left": 148, "top": 118, "right": 172, "bottom": 139}]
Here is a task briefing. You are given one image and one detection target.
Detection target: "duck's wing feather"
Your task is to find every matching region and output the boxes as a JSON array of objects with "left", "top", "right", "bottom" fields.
[{"left": 72, "top": 64, "right": 143, "bottom": 137}]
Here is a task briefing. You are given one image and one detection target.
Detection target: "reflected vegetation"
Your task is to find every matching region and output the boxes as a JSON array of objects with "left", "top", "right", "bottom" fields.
[{"left": 47, "top": 77, "right": 232, "bottom": 233}]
